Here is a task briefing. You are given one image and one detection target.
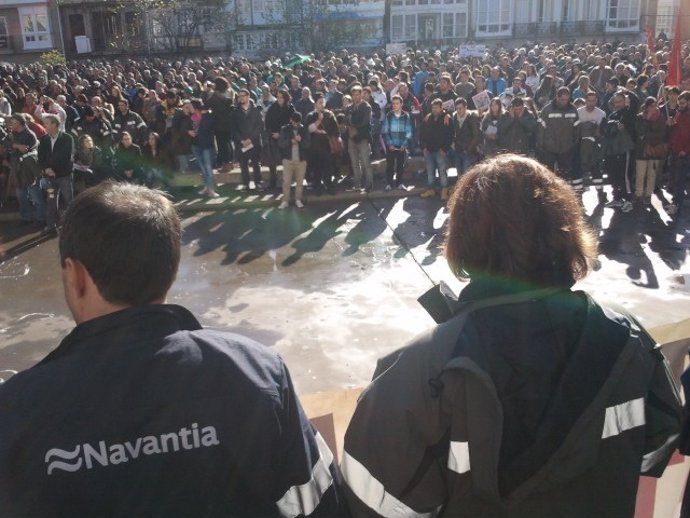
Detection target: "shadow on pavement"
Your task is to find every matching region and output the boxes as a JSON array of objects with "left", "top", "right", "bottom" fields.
[{"left": 599, "top": 204, "right": 687, "bottom": 288}]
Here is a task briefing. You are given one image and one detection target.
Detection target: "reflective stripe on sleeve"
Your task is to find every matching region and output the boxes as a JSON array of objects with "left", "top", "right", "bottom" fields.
[
  {"left": 448, "top": 441, "right": 470, "bottom": 475},
  {"left": 601, "top": 397, "right": 645, "bottom": 439},
  {"left": 341, "top": 449, "right": 438, "bottom": 518},
  {"left": 276, "top": 432, "right": 334, "bottom": 518}
]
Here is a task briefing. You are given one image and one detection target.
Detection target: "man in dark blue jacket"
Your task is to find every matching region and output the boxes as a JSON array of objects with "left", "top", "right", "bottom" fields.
[
  {"left": 37, "top": 113, "right": 74, "bottom": 233},
  {"left": 0, "top": 182, "right": 344, "bottom": 518}
]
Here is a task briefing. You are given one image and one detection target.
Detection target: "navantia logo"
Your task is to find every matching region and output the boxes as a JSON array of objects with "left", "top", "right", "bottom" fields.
[{"left": 45, "top": 423, "right": 219, "bottom": 475}]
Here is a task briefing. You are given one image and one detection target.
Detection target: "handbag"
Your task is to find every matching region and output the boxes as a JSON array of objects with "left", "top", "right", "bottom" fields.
[
  {"left": 328, "top": 135, "right": 344, "bottom": 155},
  {"left": 644, "top": 142, "right": 668, "bottom": 159}
]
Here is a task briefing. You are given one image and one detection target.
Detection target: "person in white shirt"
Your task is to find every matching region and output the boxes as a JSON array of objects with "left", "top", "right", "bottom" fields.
[
  {"left": 34, "top": 96, "right": 67, "bottom": 132},
  {"left": 577, "top": 92, "right": 607, "bottom": 202}
]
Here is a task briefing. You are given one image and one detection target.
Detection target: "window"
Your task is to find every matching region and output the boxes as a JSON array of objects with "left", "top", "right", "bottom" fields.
[
  {"left": 392, "top": 14, "right": 403, "bottom": 41},
  {"left": 476, "top": 0, "right": 512, "bottom": 35},
  {"left": 456, "top": 12, "right": 467, "bottom": 37},
  {"left": 255, "top": 0, "right": 284, "bottom": 23},
  {"left": 0, "top": 17, "right": 7, "bottom": 49},
  {"left": 418, "top": 14, "right": 440, "bottom": 40},
  {"left": 236, "top": 0, "right": 252, "bottom": 25},
  {"left": 392, "top": 0, "right": 403, "bottom": 5},
  {"left": 124, "top": 12, "right": 141, "bottom": 38},
  {"left": 103, "top": 12, "right": 121, "bottom": 40},
  {"left": 19, "top": 6, "right": 52, "bottom": 50},
  {"left": 233, "top": 33, "right": 245, "bottom": 50},
  {"left": 443, "top": 13, "right": 454, "bottom": 38},
  {"left": 404, "top": 14, "right": 416, "bottom": 39},
  {"left": 606, "top": 0, "right": 640, "bottom": 29},
  {"left": 439, "top": 12, "right": 467, "bottom": 38}
]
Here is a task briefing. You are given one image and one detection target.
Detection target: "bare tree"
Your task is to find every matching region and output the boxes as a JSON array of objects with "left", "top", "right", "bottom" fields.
[{"left": 118, "top": 0, "right": 232, "bottom": 53}]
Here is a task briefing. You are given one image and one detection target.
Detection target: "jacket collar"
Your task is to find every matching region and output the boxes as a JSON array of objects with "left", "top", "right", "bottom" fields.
[{"left": 39, "top": 304, "right": 202, "bottom": 365}]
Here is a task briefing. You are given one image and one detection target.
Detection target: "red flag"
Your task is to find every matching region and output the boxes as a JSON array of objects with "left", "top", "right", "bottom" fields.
[
  {"left": 646, "top": 25, "right": 659, "bottom": 67},
  {"left": 666, "top": 12, "right": 682, "bottom": 86},
  {"left": 646, "top": 25, "right": 656, "bottom": 55}
]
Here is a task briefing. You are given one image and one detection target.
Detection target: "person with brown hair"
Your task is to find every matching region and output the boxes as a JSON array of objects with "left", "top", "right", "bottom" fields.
[{"left": 342, "top": 154, "right": 681, "bottom": 518}]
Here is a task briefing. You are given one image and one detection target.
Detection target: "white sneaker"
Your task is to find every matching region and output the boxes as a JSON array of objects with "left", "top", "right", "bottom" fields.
[
  {"left": 278, "top": 201, "right": 289, "bottom": 209},
  {"left": 206, "top": 190, "right": 220, "bottom": 198},
  {"left": 236, "top": 184, "right": 248, "bottom": 191},
  {"left": 398, "top": 184, "right": 407, "bottom": 191},
  {"left": 295, "top": 200, "right": 304, "bottom": 208},
  {"left": 198, "top": 187, "right": 208, "bottom": 195},
  {"left": 621, "top": 200, "right": 633, "bottom": 213}
]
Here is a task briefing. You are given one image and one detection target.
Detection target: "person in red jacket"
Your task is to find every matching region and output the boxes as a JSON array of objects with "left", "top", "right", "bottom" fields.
[{"left": 667, "top": 91, "right": 690, "bottom": 215}]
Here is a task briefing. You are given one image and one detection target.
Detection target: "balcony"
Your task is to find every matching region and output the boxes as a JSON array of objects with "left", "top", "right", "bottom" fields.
[
  {"left": 513, "top": 20, "right": 607, "bottom": 39},
  {"left": 560, "top": 20, "right": 606, "bottom": 36},
  {"left": 513, "top": 22, "right": 558, "bottom": 38}
]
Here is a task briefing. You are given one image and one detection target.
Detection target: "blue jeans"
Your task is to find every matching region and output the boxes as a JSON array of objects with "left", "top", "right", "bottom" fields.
[
  {"left": 455, "top": 149, "right": 477, "bottom": 177},
  {"left": 192, "top": 146, "right": 215, "bottom": 190},
  {"left": 16, "top": 183, "right": 45, "bottom": 222},
  {"left": 424, "top": 150, "right": 448, "bottom": 187}
]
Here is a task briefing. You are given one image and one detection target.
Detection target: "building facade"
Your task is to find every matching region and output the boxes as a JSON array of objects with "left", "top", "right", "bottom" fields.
[
  {"left": 229, "top": 0, "right": 306, "bottom": 56},
  {"left": 389, "top": 0, "right": 651, "bottom": 46},
  {"left": 0, "top": 0, "right": 62, "bottom": 61},
  {"left": 53, "top": 0, "right": 671, "bottom": 60},
  {"left": 59, "top": 0, "right": 146, "bottom": 56}
]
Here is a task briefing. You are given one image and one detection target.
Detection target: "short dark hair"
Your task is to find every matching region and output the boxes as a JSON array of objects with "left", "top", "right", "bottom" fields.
[
  {"left": 445, "top": 155, "right": 597, "bottom": 286},
  {"left": 59, "top": 183, "right": 181, "bottom": 306},
  {"left": 455, "top": 97, "right": 468, "bottom": 107},
  {"left": 290, "top": 112, "right": 302, "bottom": 122},
  {"left": 214, "top": 77, "right": 229, "bottom": 93},
  {"left": 277, "top": 90, "right": 291, "bottom": 103},
  {"left": 390, "top": 95, "right": 403, "bottom": 104},
  {"left": 431, "top": 98, "right": 443, "bottom": 107}
]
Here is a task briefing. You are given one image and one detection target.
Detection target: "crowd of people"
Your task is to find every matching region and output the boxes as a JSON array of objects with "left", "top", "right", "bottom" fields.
[{"left": 1, "top": 35, "right": 689, "bottom": 227}]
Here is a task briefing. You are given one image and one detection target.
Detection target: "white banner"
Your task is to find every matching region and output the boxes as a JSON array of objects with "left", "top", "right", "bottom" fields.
[{"left": 459, "top": 44, "right": 486, "bottom": 58}]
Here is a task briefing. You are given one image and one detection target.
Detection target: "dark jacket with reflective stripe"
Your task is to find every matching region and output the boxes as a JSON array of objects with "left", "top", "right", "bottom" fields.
[
  {"left": 342, "top": 281, "right": 681, "bottom": 518},
  {"left": 538, "top": 100, "right": 579, "bottom": 153},
  {"left": 0, "top": 305, "right": 344, "bottom": 518}
]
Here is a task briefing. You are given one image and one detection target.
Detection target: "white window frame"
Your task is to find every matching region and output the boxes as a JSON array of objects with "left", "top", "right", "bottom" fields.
[
  {"left": 0, "top": 17, "right": 8, "bottom": 49},
  {"left": 391, "top": 14, "right": 403, "bottom": 41},
  {"left": 404, "top": 14, "right": 416, "bottom": 40},
  {"left": 19, "top": 6, "right": 52, "bottom": 50},
  {"left": 475, "top": 0, "right": 512, "bottom": 37},
  {"left": 606, "top": 0, "right": 640, "bottom": 31}
]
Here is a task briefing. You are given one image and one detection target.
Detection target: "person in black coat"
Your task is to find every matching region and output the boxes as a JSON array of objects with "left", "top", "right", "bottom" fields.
[
  {"left": 113, "top": 131, "right": 143, "bottom": 185},
  {"left": 204, "top": 77, "right": 235, "bottom": 172},
  {"left": 264, "top": 91, "right": 294, "bottom": 189},
  {"left": 230, "top": 89, "right": 264, "bottom": 190},
  {"left": 37, "top": 113, "right": 74, "bottom": 232}
]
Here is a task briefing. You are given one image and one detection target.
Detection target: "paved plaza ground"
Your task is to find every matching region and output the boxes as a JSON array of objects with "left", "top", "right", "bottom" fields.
[{"left": 1, "top": 183, "right": 689, "bottom": 394}]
